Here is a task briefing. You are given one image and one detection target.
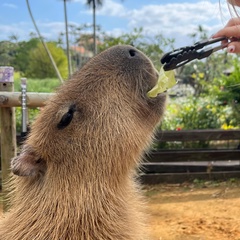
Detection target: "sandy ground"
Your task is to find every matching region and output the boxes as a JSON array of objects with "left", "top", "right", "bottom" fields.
[
  {"left": 0, "top": 180, "right": 240, "bottom": 240},
  {"left": 144, "top": 180, "right": 240, "bottom": 240}
]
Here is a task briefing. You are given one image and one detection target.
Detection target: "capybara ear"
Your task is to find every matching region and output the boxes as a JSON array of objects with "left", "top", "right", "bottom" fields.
[{"left": 11, "top": 145, "right": 46, "bottom": 177}]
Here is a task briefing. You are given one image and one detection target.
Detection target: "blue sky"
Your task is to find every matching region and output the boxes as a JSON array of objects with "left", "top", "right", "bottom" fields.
[{"left": 0, "top": 0, "right": 233, "bottom": 47}]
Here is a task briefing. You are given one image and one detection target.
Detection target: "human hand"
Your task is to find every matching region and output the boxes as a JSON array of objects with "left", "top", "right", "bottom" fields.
[
  {"left": 212, "top": 18, "right": 240, "bottom": 53},
  {"left": 228, "top": 0, "right": 240, "bottom": 7}
]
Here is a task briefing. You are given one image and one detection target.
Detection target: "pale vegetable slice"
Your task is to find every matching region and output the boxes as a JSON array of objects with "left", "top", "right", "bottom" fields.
[{"left": 147, "top": 67, "right": 177, "bottom": 98}]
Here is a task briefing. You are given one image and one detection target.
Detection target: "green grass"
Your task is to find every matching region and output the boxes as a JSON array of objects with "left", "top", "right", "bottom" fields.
[{"left": 14, "top": 73, "right": 62, "bottom": 93}]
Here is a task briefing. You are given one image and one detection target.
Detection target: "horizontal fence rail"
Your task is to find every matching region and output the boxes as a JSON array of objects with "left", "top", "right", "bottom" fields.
[
  {"left": 140, "top": 171, "right": 240, "bottom": 185},
  {"left": 146, "top": 149, "right": 240, "bottom": 162},
  {"left": 0, "top": 92, "right": 53, "bottom": 107},
  {"left": 140, "top": 130, "right": 240, "bottom": 184},
  {"left": 155, "top": 129, "right": 240, "bottom": 141}
]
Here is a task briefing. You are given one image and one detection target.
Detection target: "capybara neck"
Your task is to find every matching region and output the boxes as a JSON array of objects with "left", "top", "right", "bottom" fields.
[{"left": 0, "top": 45, "right": 166, "bottom": 240}]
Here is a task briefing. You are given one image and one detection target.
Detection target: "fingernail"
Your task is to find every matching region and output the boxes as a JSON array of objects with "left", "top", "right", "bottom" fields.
[{"left": 227, "top": 45, "right": 235, "bottom": 53}]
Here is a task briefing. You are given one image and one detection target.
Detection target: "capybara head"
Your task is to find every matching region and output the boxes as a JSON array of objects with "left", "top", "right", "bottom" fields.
[{"left": 11, "top": 45, "right": 166, "bottom": 181}]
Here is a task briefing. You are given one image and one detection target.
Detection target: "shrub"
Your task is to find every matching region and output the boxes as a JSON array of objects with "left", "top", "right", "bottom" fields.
[{"left": 160, "top": 96, "right": 236, "bottom": 130}]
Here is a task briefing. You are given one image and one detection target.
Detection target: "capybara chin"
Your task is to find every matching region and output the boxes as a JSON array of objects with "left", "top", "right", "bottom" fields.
[{"left": 0, "top": 45, "right": 166, "bottom": 240}]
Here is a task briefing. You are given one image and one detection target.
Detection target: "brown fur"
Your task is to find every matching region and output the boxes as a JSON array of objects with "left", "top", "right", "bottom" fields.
[{"left": 0, "top": 45, "right": 166, "bottom": 240}]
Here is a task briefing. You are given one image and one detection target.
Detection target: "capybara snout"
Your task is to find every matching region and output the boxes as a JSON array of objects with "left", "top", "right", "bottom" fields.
[{"left": 96, "top": 45, "right": 159, "bottom": 93}]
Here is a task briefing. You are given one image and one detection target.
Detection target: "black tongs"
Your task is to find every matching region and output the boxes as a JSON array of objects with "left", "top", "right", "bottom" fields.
[{"left": 161, "top": 37, "right": 233, "bottom": 71}]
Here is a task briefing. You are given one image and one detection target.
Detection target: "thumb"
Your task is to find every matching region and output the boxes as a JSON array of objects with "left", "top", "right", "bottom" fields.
[{"left": 226, "top": 42, "right": 240, "bottom": 53}]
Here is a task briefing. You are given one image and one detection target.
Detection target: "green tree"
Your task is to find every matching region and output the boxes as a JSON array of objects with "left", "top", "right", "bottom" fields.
[
  {"left": 13, "top": 38, "right": 40, "bottom": 74},
  {"left": 27, "top": 42, "right": 68, "bottom": 79},
  {"left": 178, "top": 25, "right": 234, "bottom": 96},
  {"left": 0, "top": 41, "right": 17, "bottom": 66}
]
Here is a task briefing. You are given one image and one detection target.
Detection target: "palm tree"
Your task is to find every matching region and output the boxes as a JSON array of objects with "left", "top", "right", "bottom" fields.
[
  {"left": 86, "top": 0, "right": 103, "bottom": 55},
  {"left": 63, "top": 0, "right": 73, "bottom": 76},
  {"left": 8, "top": 34, "right": 19, "bottom": 44}
]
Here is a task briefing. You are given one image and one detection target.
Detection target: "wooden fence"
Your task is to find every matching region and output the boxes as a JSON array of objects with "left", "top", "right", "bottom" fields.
[{"left": 140, "top": 129, "right": 240, "bottom": 184}]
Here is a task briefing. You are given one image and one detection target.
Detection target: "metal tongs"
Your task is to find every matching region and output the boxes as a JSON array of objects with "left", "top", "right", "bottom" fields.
[{"left": 161, "top": 37, "right": 236, "bottom": 71}]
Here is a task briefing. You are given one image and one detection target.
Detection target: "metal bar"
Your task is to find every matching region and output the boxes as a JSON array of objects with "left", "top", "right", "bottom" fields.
[{"left": 21, "top": 78, "right": 28, "bottom": 137}]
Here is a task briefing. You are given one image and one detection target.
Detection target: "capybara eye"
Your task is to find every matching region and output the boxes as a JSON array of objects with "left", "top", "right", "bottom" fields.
[
  {"left": 129, "top": 49, "right": 136, "bottom": 57},
  {"left": 57, "top": 104, "right": 76, "bottom": 130}
]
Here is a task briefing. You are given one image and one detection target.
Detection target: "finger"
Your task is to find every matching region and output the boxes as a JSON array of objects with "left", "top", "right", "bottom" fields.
[
  {"left": 224, "top": 17, "right": 240, "bottom": 27},
  {"left": 212, "top": 25, "right": 240, "bottom": 38},
  {"left": 212, "top": 18, "right": 240, "bottom": 38},
  {"left": 226, "top": 42, "right": 240, "bottom": 53},
  {"left": 228, "top": 0, "right": 240, "bottom": 7}
]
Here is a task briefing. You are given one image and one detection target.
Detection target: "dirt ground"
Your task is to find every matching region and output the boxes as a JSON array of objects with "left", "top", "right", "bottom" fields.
[
  {"left": 0, "top": 180, "right": 240, "bottom": 240},
  {"left": 144, "top": 180, "right": 240, "bottom": 240}
]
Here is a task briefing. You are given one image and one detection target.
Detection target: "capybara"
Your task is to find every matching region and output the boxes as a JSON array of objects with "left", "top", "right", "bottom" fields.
[{"left": 0, "top": 45, "right": 166, "bottom": 240}]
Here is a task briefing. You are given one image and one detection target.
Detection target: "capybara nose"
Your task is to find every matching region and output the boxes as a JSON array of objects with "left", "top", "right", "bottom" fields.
[{"left": 128, "top": 48, "right": 137, "bottom": 57}]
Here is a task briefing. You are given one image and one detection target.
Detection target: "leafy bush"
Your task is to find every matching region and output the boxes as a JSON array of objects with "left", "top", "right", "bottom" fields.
[
  {"left": 14, "top": 77, "right": 61, "bottom": 93},
  {"left": 209, "top": 59, "right": 240, "bottom": 127},
  {"left": 160, "top": 96, "right": 237, "bottom": 130}
]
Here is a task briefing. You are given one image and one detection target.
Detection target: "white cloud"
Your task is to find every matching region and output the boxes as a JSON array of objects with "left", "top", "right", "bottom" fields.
[
  {"left": 0, "top": 0, "right": 233, "bottom": 47},
  {"left": 126, "top": 2, "right": 229, "bottom": 36},
  {"left": 79, "top": 0, "right": 126, "bottom": 17},
  {"left": 76, "top": 0, "right": 231, "bottom": 46},
  {"left": 114, "top": 1, "right": 230, "bottom": 46},
  {"left": 3, "top": 3, "right": 17, "bottom": 9},
  {"left": 0, "top": 22, "right": 31, "bottom": 40},
  {"left": 0, "top": 21, "right": 65, "bottom": 41},
  {"left": 30, "top": 21, "right": 73, "bottom": 40},
  {"left": 97, "top": 0, "right": 126, "bottom": 17}
]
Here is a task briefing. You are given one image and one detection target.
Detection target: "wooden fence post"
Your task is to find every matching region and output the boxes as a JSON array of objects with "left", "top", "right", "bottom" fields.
[{"left": 0, "top": 67, "right": 17, "bottom": 212}]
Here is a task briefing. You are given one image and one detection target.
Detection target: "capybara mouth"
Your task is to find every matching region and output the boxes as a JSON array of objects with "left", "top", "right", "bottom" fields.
[{"left": 147, "top": 67, "right": 176, "bottom": 98}]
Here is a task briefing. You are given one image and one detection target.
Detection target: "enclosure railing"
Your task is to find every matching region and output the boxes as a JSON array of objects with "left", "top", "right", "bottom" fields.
[{"left": 141, "top": 129, "right": 240, "bottom": 184}]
